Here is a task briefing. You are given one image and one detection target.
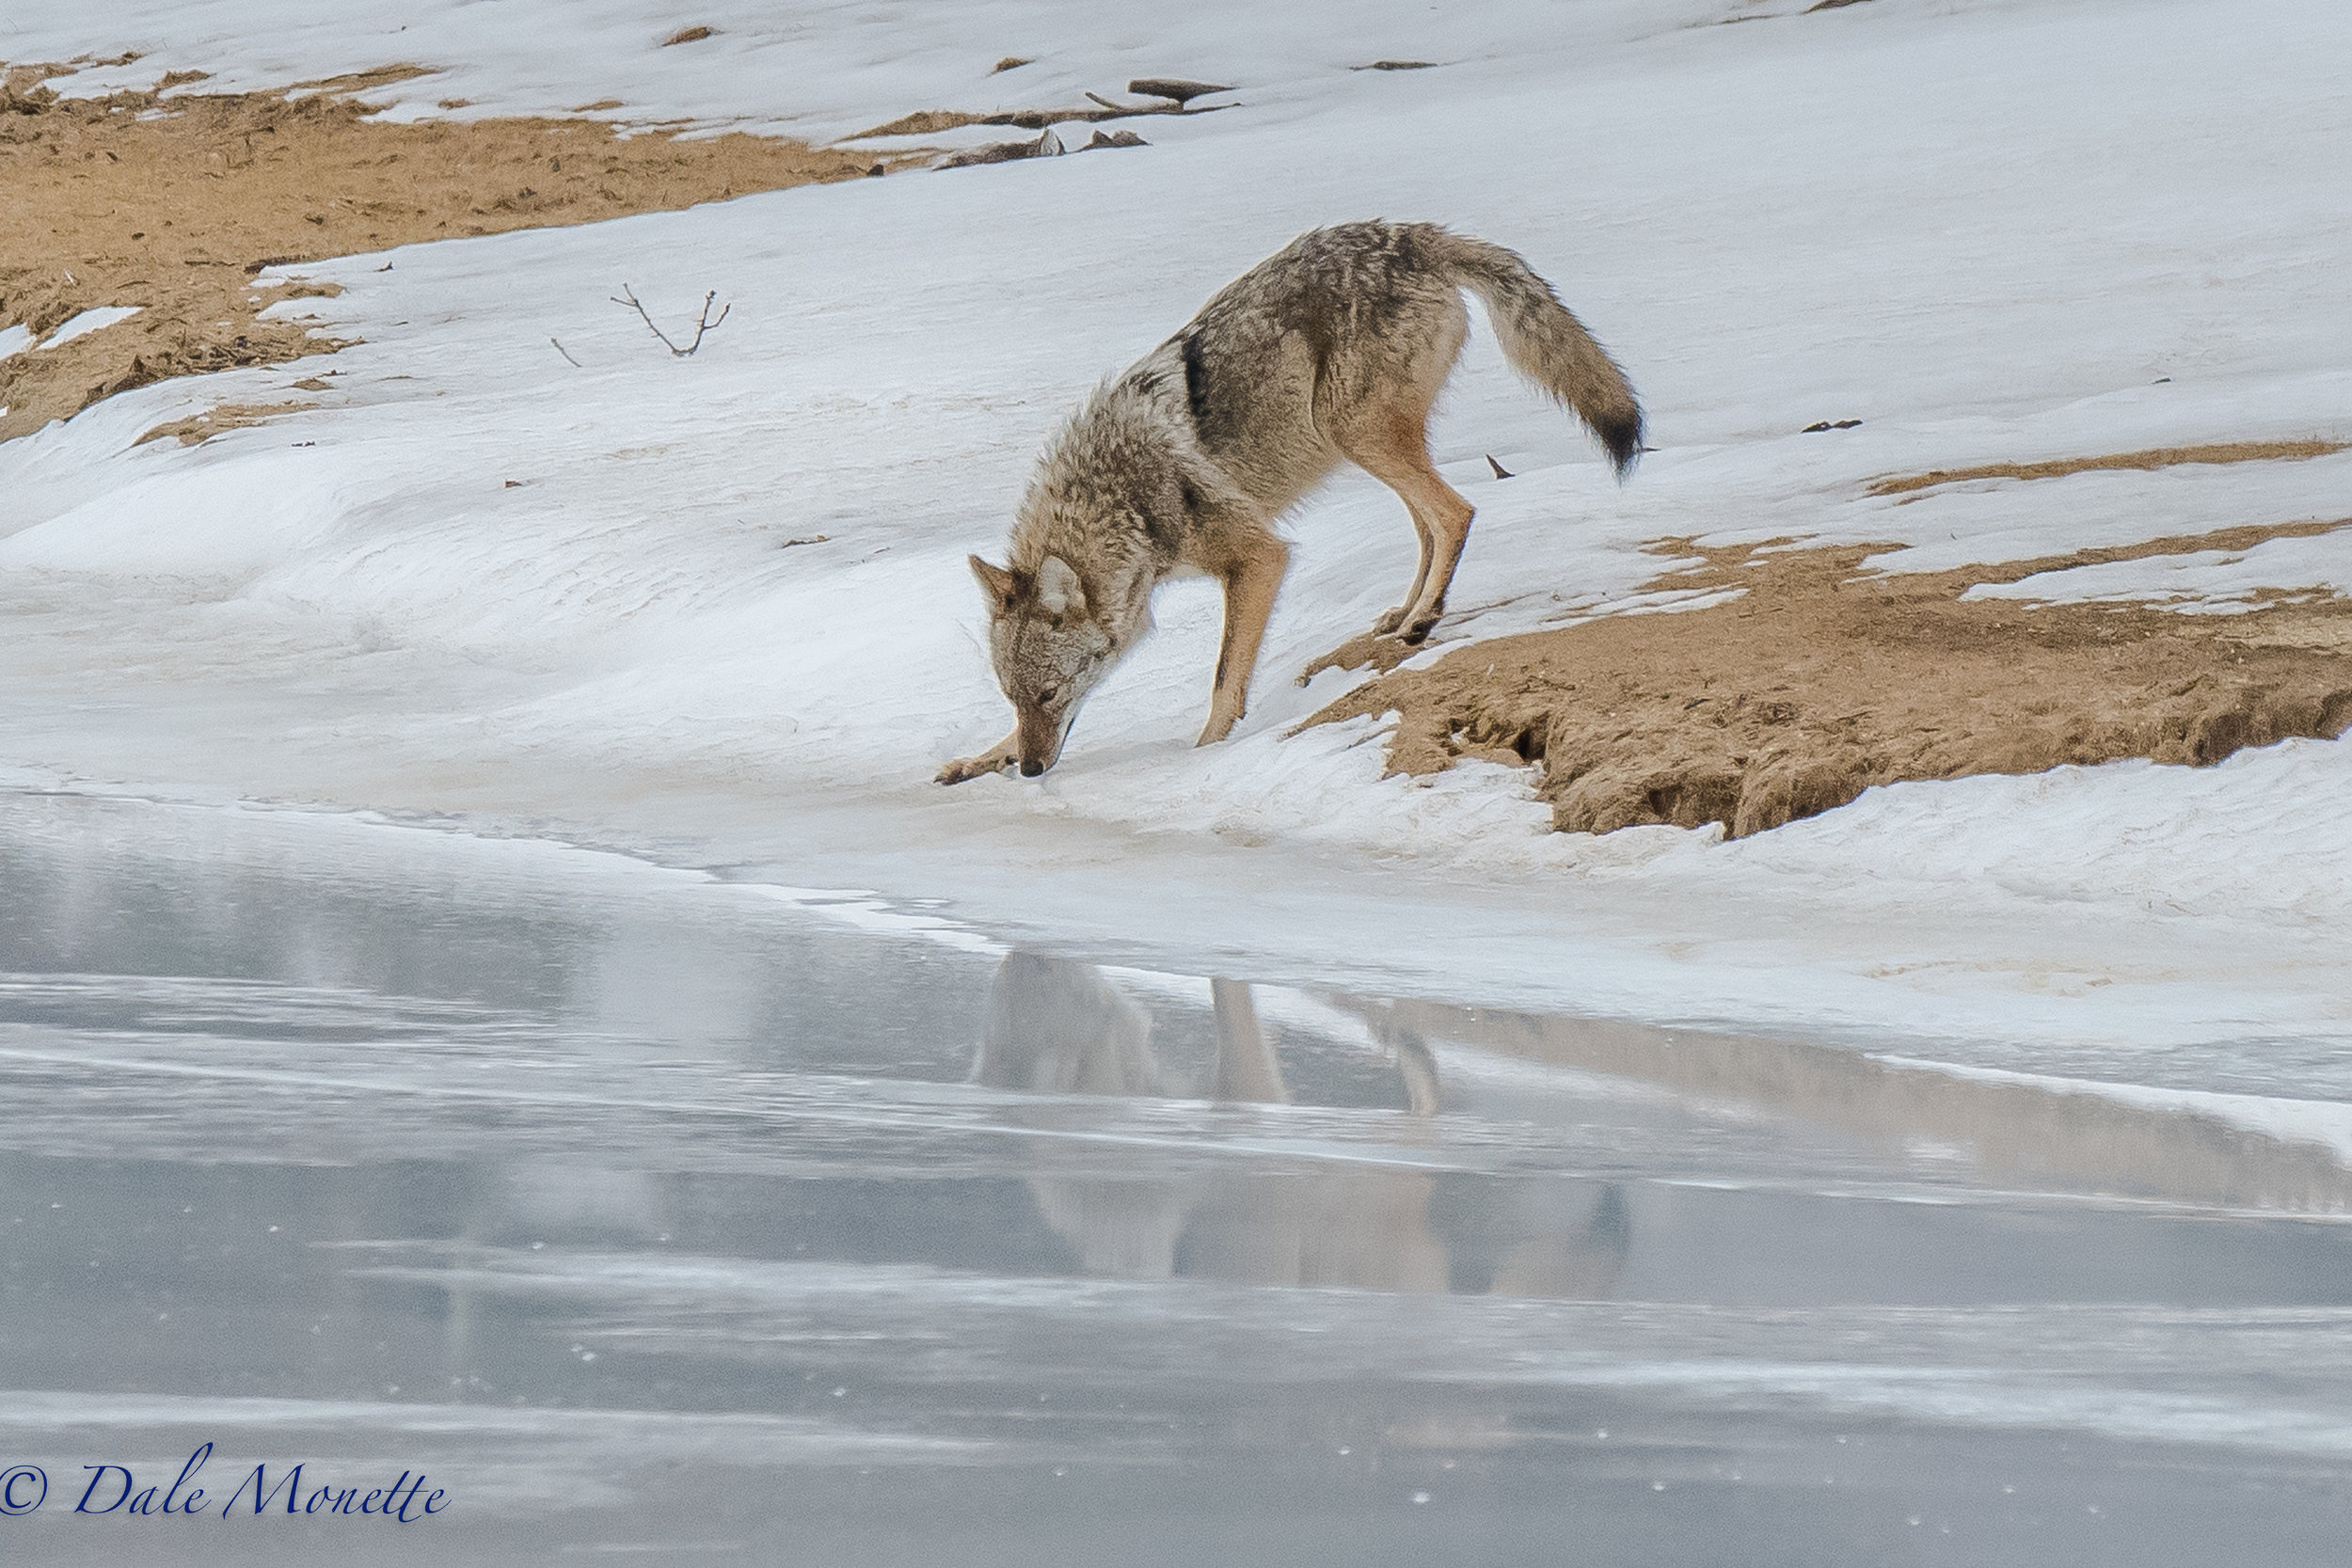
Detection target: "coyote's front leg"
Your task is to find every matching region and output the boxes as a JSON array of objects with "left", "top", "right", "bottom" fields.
[{"left": 936, "top": 730, "right": 1020, "bottom": 785}]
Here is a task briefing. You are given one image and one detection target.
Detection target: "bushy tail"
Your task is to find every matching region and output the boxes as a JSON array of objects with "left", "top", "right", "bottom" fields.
[{"left": 1431, "top": 230, "right": 1645, "bottom": 479}]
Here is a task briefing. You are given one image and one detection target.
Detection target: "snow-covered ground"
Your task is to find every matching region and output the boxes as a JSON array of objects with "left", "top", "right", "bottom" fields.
[{"left": 5, "top": 0, "right": 2350, "bottom": 1074}]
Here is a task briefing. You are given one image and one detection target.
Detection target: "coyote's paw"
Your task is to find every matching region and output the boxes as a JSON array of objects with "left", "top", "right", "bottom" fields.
[
  {"left": 935, "top": 752, "right": 1013, "bottom": 785},
  {"left": 1371, "top": 606, "right": 1408, "bottom": 636}
]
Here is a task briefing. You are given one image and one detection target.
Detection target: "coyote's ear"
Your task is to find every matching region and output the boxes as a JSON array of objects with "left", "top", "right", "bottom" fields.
[
  {"left": 968, "top": 555, "right": 1020, "bottom": 609},
  {"left": 1035, "top": 555, "right": 1088, "bottom": 619}
]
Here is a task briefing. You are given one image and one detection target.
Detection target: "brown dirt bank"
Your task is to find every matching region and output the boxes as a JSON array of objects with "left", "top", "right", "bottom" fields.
[
  {"left": 1872, "top": 439, "right": 2349, "bottom": 497},
  {"left": 1305, "top": 518, "right": 2352, "bottom": 838},
  {"left": 1, "top": 58, "right": 887, "bottom": 442}
]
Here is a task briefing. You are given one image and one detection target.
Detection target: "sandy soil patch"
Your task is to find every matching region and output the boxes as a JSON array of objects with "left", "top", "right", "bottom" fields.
[
  {"left": 0, "top": 57, "right": 885, "bottom": 443},
  {"left": 131, "top": 399, "right": 317, "bottom": 447},
  {"left": 1307, "top": 517, "right": 2352, "bottom": 837},
  {"left": 1872, "top": 439, "right": 2349, "bottom": 497}
]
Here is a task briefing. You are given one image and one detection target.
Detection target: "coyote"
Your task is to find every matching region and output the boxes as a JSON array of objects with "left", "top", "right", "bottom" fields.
[{"left": 938, "top": 219, "right": 1642, "bottom": 784}]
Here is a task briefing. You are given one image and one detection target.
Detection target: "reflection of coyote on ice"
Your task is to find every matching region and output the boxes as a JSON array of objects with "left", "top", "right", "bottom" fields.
[
  {"left": 941, "top": 219, "right": 1644, "bottom": 784},
  {"left": 973, "top": 951, "right": 1630, "bottom": 1298}
]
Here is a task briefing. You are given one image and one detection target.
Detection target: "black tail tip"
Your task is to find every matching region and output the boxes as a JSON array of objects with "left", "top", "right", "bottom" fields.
[{"left": 1599, "top": 408, "right": 1645, "bottom": 482}]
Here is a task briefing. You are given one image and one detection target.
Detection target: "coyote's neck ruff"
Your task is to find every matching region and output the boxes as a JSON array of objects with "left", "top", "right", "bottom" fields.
[{"left": 940, "top": 219, "right": 1642, "bottom": 784}]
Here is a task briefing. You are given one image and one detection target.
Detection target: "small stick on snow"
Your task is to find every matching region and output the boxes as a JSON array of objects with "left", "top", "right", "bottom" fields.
[
  {"left": 549, "top": 336, "right": 581, "bottom": 367},
  {"left": 611, "top": 284, "right": 732, "bottom": 356},
  {"left": 969, "top": 99, "right": 1235, "bottom": 130},
  {"left": 1079, "top": 85, "right": 1218, "bottom": 114},
  {"left": 1485, "top": 454, "right": 1513, "bottom": 480}
]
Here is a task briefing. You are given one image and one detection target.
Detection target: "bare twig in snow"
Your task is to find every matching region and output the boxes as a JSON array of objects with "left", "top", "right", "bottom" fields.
[
  {"left": 1486, "top": 453, "right": 1513, "bottom": 480},
  {"left": 993, "top": 98, "right": 1229, "bottom": 127},
  {"left": 610, "top": 285, "right": 731, "bottom": 356},
  {"left": 853, "top": 98, "right": 1232, "bottom": 139},
  {"left": 549, "top": 336, "right": 581, "bottom": 367}
]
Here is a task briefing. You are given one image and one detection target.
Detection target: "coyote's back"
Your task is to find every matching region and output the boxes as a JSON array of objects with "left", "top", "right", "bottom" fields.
[{"left": 1173, "top": 222, "right": 1642, "bottom": 507}]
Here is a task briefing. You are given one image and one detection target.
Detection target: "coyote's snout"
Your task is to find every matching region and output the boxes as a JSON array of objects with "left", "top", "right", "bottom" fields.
[
  {"left": 938, "top": 219, "right": 1642, "bottom": 785},
  {"left": 964, "top": 554, "right": 1107, "bottom": 777}
]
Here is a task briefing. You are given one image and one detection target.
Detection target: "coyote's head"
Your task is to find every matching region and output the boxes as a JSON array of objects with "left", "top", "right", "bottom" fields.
[{"left": 969, "top": 554, "right": 1115, "bottom": 776}]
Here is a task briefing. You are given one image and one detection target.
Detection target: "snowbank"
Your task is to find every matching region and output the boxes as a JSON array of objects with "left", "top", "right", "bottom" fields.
[{"left": 3, "top": 0, "right": 2349, "bottom": 1073}]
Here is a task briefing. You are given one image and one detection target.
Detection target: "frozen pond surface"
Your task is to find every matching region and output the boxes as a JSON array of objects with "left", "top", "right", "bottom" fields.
[{"left": 3, "top": 787, "right": 2351, "bottom": 1565}]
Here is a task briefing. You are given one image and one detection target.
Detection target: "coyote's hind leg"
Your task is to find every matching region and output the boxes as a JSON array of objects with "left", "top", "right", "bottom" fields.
[
  {"left": 1372, "top": 510, "right": 1435, "bottom": 637},
  {"left": 1336, "top": 413, "right": 1476, "bottom": 644}
]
